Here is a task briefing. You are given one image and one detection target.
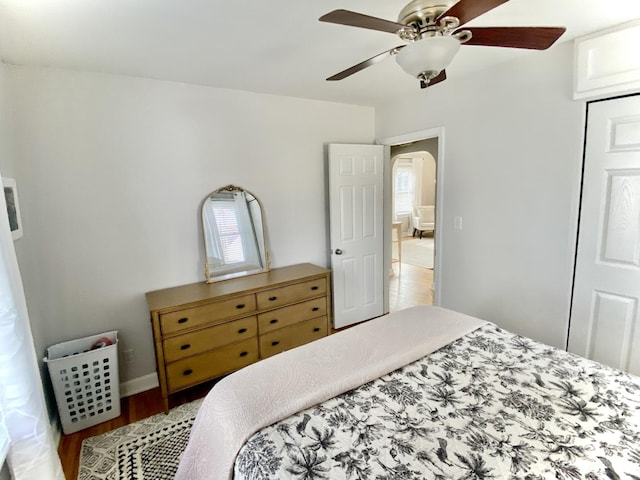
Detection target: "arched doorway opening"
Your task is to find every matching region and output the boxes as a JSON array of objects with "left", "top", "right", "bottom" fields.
[{"left": 389, "top": 143, "right": 438, "bottom": 311}]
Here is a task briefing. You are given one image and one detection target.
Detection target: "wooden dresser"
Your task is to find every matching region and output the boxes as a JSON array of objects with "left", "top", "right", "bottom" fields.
[{"left": 146, "top": 263, "right": 331, "bottom": 411}]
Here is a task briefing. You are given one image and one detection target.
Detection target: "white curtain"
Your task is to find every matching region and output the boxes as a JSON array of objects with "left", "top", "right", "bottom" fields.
[
  {"left": 412, "top": 157, "right": 424, "bottom": 208},
  {"left": 0, "top": 178, "right": 64, "bottom": 479}
]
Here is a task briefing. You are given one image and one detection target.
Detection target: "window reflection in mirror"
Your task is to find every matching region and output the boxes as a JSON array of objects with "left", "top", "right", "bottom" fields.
[{"left": 202, "top": 185, "right": 269, "bottom": 283}]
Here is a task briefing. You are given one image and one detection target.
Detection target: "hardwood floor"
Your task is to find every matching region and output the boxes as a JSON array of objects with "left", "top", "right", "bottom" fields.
[
  {"left": 389, "top": 261, "right": 434, "bottom": 311},
  {"left": 58, "top": 381, "right": 213, "bottom": 480},
  {"left": 60, "top": 254, "right": 433, "bottom": 479}
]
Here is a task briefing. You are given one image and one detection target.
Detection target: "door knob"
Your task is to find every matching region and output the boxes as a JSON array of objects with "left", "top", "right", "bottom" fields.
[{"left": 334, "top": 249, "right": 343, "bottom": 255}]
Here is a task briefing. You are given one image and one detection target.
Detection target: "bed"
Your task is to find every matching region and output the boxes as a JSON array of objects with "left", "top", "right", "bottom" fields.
[{"left": 175, "top": 306, "right": 640, "bottom": 480}]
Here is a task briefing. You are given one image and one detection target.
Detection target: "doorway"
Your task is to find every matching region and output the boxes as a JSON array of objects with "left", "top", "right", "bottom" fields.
[
  {"left": 389, "top": 148, "right": 437, "bottom": 311},
  {"left": 378, "top": 128, "right": 444, "bottom": 313}
]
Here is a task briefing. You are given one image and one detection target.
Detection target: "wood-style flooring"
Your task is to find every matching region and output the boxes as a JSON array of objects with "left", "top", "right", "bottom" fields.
[
  {"left": 390, "top": 261, "right": 434, "bottom": 311},
  {"left": 59, "top": 257, "right": 433, "bottom": 479}
]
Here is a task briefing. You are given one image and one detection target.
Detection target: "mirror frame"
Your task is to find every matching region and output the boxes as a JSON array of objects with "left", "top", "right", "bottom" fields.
[{"left": 201, "top": 184, "right": 270, "bottom": 283}]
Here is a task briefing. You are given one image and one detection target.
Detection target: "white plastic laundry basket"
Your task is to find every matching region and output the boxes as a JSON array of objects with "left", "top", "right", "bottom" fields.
[{"left": 44, "top": 331, "right": 120, "bottom": 434}]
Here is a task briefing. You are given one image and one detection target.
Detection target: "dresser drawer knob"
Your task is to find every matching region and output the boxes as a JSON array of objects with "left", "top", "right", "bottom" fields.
[
  {"left": 269, "top": 296, "right": 277, "bottom": 301},
  {"left": 236, "top": 304, "right": 245, "bottom": 309},
  {"left": 313, "top": 327, "right": 321, "bottom": 332},
  {"left": 312, "top": 307, "right": 319, "bottom": 312},
  {"left": 238, "top": 328, "right": 247, "bottom": 334},
  {"left": 271, "top": 341, "right": 279, "bottom": 346},
  {"left": 311, "top": 286, "right": 319, "bottom": 291},
  {"left": 178, "top": 318, "right": 189, "bottom": 324},
  {"left": 180, "top": 344, "right": 191, "bottom": 350},
  {"left": 270, "top": 319, "right": 278, "bottom": 324},
  {"left": 183, "top": 369, "right": 193, "bottom": 376},
  {"left": 239, "top": 351, "right": 248, "bottom": 357}
]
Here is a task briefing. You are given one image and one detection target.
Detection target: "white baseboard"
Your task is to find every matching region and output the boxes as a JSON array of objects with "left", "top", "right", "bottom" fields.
[{"left": 119, "top": 372, "right": 159, "bottom": 398}]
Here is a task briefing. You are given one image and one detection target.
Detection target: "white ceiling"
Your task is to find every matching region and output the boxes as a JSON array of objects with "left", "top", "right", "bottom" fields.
[{"left": 0, "top": 0, "right": 639, "bottom": 106}]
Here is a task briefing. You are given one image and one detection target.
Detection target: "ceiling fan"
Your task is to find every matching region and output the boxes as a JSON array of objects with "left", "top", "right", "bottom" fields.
[{"left": 319, "top": 0, "right": 566, "bottom": 89}]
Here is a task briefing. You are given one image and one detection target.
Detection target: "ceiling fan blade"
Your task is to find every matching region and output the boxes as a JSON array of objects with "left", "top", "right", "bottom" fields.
[
  {"left": 420, "top": 70, "right": 447, "bottom": 89},
  {"left": 461, "top": 26, "right": 566, "bottom": 49},
  {"left": 438, "top": 0, "right": 509, "bottom": 27},
  {"left": 319, "top": 9, "right": 408, "bottom": 34},
  {"left": 327, "top": 46, "right": 405, "bottom": 81}
]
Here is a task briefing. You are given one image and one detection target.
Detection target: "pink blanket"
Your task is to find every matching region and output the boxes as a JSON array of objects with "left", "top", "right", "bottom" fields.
[{"left": 174, "top": 305, "right": 486, "bottom": 480}]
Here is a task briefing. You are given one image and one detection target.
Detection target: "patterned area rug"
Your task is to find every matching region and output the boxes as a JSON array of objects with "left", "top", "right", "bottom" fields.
[{"left": 78, "top": 398, "right": 203, "bottom": 480}]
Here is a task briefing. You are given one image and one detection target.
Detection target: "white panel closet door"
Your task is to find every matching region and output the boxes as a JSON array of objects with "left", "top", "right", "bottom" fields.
[
  {"left": 568, "top": 95, "right": 640, "bottom": 375},
  {"left": 328, "top": 143, "right": 384, "bottom": 329}
]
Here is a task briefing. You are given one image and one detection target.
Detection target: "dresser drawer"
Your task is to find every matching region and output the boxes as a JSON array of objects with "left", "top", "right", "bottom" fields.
[
  {"left": 147, "top": 264, "right": 332, "bottom": 412},
  {"left": 166, "top": 338, "right": 259, "bottom": 392},
  {"left": 256, "top": 278, "right": 326, "bottom": 310},
  {"left": 260, "top": 316, "right": 328, "bottom": 358},
  {"left": 160, "top": 294, "right": 256, "bottom": 335},
  {"left": 163, "top": 316, "right": 258, "bottom": 363},
  {"left": 258, "top": 297, "right": 327, "bottom": 334}
]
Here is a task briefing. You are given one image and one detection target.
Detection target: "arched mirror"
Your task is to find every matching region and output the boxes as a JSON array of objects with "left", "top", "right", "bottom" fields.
[{"left": 201, "top": 185, "right": 270, "bottom": 283}]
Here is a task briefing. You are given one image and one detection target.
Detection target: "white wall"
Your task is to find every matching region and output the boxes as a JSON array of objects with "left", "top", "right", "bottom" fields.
[
  {"left": 7, "top": 66, "right": 375, "bottom": 384},
  {"left": 377, "top": 42, "right": 585, "bottom": 349},
  {"left": 0, "top": 61, "right": 63, "bottom": 432},
  {"left": 0, "top": 64, "right": 15, "bottom": 171},
  {"left": 0, "top": 63, "right": 51, "bottom": 372}
]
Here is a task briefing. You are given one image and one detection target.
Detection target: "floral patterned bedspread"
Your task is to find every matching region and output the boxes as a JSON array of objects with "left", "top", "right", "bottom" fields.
[{"left": 234, "top": 323, "right": 640, "bottom": 480}]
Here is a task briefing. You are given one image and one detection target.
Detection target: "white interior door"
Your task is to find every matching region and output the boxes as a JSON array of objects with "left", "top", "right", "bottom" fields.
[
  {"left": 568, "top": 94, "right": 640, "bottom": 375},
  {"left": 329, "top": 143, "right": 384, "bottom": 329}
]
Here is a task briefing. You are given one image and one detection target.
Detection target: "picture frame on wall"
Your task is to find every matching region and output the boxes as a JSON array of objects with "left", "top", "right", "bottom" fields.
[{"left": 3, "top": 177, "right": 23, "bottom": 240}]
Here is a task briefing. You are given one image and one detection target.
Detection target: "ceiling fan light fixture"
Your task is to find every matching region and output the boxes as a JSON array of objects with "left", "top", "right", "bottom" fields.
[{"left": 395, "top": 35, "right": 460, "bottom": 81}]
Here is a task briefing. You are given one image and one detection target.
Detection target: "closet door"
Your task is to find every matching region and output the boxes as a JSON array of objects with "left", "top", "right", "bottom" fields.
[{"left": 568, "top": 95, "right": 640, "bottom": 375}]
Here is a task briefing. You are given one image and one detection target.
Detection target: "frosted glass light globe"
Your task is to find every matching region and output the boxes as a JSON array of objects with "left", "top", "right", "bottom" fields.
[{"left": 396, "top": 36, "right": 461, "bottom": 78}]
